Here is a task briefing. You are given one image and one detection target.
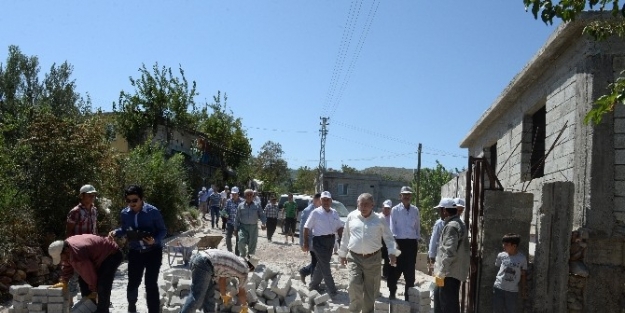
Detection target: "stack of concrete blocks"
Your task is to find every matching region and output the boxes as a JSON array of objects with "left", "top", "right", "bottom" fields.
[
  {"left": 406, "top": 287, "right": 430, "bottom": 313},
  {"left": 8, "top": 284, "right": 71, "bottom": 313},
  {"left": 159, "top": 268, "right": 192, "bottom": 313}
]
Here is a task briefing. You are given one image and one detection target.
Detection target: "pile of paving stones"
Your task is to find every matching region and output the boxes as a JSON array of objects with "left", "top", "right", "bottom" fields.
[
  {"left": 8, "top": 284, "right": 73, "bottom": 313},
  {"left": 158, "top": 259, "right": 432, "bottom": 313}
]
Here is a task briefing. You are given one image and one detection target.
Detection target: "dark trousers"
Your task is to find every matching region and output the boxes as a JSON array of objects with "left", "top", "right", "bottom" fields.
[
  {"left": 221, "top": 216, "right": 227, "bottom": 230},
  {"left": 210, "top": 206, "right": 220, "bottom": 228},
  {"left": 78, "top": 251, "right": 123, "bottom": 313},
  {"left": 381, "top": 240, "right": 390, "bottom": 278},
  {"left": 127, "top": 247, "right": 162, "bottom": 313},
  {"left": 266, "top": 218, "right": 278, "bottom": 240},
  {"left": 300, "top": 250, "right": 317, "bottom": 277},
  {"left": 434, "top": 277, "right": 461, "bottom": 313},
  {"left": 309, "top": 235, "right": 337, "bottom": 293},
  {"left": 226, "top": 223, "right": 239, "bottom": 256},
  {"left": 388, "top": 238, "right": 418, "bottom": 300}
]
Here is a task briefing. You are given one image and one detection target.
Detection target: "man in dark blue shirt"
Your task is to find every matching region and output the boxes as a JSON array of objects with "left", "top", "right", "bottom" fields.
[{"left": 109, "top": 185, "right": 166, "bottom": 313}]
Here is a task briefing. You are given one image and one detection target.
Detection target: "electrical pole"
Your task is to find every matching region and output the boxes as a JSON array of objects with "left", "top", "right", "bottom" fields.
[
  {"left": 318, "top": 117, "right": 329, "bottom": 192},
  {"left": 416, "top": 143, "right": 422, "bottom": 207}
]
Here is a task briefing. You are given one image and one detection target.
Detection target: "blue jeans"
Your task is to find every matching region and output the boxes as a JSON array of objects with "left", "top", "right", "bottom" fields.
[
  {"left": 127, "top": 247, "right": 161, "bottom": 313},
  {"left": 180, "top": 254, "right": 216, "bottom": 313}
]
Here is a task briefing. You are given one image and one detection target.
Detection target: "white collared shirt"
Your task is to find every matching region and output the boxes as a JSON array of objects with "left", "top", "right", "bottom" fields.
[
  {"left": 377, "top": 212, "right": 391, "bottom": 229},
  {"left": 390, "top": 203, "right": 421, "bottom": 239},
  {"left": 304, "top": 207, "right": 343, "bottom": 236},
  {"left": 339, "top": 210, "right": 400, "bottom": 258}
]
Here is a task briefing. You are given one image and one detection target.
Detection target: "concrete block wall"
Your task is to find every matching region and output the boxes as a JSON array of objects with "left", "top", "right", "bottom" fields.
[{"left": 478, "top": 190, "right": 533, "bottom": 313}]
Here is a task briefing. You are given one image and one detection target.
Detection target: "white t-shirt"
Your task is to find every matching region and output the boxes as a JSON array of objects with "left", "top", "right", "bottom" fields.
[
  {"left": 304, "top": 207, "right": 343, "bottom": 236},
  {"left": 494, "top": 251, "right": 527, "bottom": 292}
]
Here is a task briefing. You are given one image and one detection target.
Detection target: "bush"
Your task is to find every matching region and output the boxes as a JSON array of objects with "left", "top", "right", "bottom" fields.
[{"left": 110, "top": 141, "right": 191, "bottom": 235}]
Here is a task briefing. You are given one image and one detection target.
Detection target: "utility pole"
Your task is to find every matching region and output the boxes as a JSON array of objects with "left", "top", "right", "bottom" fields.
[
  {"left": 318, "top": 117, "right": 329, "bottom": 192},
  {"left": 415, "top": 143, "right": 422, "bottom": 207}
]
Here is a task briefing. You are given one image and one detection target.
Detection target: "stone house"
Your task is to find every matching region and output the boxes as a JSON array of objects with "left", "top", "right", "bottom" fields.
[
  {"left": 323, "top": 171, "right": 407, "bottom": 210},
  {"left": 449, "top": 13, "right": 625, "bottom": 312}
]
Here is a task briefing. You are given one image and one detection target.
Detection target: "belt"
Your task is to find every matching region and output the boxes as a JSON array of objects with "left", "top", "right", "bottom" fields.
[
  {"left": 317, "top": 234, "right": 335, "bottom": 238},
  {"left": 349, "top": 249, "right": 380, "bottom": 258}
]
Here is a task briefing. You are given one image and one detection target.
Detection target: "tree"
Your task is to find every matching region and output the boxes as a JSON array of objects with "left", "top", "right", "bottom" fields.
[
  {"left": 340, "top": 164, "right": 359, "bottom": 174},
  {"left": 292, "top": 166, "right": 317, "bottom": 195},
  {"left": 414, "top": 161, "right": 455, "bottom": 251},
  {"left": 254, "top": 141, "right": 290, "bottom": 192},
  {"left": 114, "top": 63, "right": 199, "bottom": 147},
  {"left": 197, "top": 91, "right": 252, "bottom": 183},
  {"left": 524, "top": 0, "right": 625, "bottom": 124}
]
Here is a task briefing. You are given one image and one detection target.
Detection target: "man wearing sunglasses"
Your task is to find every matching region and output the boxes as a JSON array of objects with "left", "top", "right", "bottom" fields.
[{"left": 108, "top": 185, "right": 167, "bottom": 313}]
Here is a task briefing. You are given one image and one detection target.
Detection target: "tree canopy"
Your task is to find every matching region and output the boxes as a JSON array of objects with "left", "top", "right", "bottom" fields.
[{"left": 524, "top": 0, "right": 625, "bottom": 124}]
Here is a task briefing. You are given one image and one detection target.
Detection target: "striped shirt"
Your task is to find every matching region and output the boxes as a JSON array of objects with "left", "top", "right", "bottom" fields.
[
  {"left": 67, "top": 204, "right": 97, "bottom": 236},
  {"left": 200, "top": 249, "right": 248, "bottom": 285},
  {"left": 264, "top": 203, "right": 280, "bottom": 219},
  {"left": 225, "top": 198, "right": 243, "bottom": 225},
  {"left": 209, "top": 192, "right": 222, "bottom": 207}
]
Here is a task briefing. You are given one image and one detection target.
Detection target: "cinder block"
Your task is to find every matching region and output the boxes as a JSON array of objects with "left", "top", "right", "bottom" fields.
[
  {"left": 263, "top": 288, "right": 278, "bottom": 300},
  {"left": 285, "top": 292, "right": 302, "bottom": 308},
  {"left": 27, "top": 303, "right": 44, "bottom": 311},
  {"left": 314, "top": 303, "right": 328, "bottom": 313},
  {"left": 47, "top": 303, "right": 64, "bottom": 313},
  {"left": 11, "top": 293, "right": 32, "bottom": 302},
  {"left": 307, "top": 290, "right": 319, "bottom": 302},
  {"left": 177, "top": 279, "right": 191, "bottom": 290},
  {"left": 83, "top": 299, "right": 97, "bottom": 312},
  {"left": 270, "top": 274, "right": 292, "bottom": 298},
  {"left": 375, "top": 300, "right": 390, "bottom": 311},
  {"left": 250, "top": 272, "right": 263, "bottom": 287},
  {"left": 48, "top": 295, "right": 65, "bottom": 303},
  {"left": 267, "top": 297, "right": 280, "bottom": 307},
  {"left": 262, "top": 266, "right": 280, "bottom": 280},
  {"left": 31, "top": 286, "right": 48, "bottom": 296},
  {"left": 254, "top": 301, "right": 270, "bottom": 311},
  {"left": 314, "top": 293, "right": 330, "bottom": 305},
  {"left": 247, "top": 288, "right": 259, "bottom": 303}
]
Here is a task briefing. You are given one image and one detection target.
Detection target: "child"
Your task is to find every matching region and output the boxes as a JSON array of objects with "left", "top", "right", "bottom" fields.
[{"left": 493, "top": 233, "right": 527, "bottom": 313}]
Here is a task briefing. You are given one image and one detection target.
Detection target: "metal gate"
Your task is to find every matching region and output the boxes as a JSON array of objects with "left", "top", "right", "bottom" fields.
[{"left": 461, "top": 156, "right": 503, "bottom": 313}]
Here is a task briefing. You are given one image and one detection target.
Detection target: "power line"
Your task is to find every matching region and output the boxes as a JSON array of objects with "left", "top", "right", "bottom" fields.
[
  {"left": 244, "top": 126, "right": 312, "bottom": 134},
  {"left": 321, "top": 0, "right": 363, "bottom": 115},
  {"left": 328, "top": 0, "right": 380, "bottom": 116}
]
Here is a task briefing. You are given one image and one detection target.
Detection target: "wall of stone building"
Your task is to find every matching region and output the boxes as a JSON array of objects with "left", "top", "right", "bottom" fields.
[
  {"left": 478, "top": 190, "right": 533, "bottom": 313},
  {"left": 440, "top": 172, "right": 467, "bottom": 200},
  {"left": 324, "top": 173, "right": 407, "bottom": 209}
]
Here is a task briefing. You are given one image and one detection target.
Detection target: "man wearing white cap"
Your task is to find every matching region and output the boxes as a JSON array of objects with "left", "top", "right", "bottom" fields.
[
  {"left": 378, "top": 199, "right": 393, "bottom": 279},
  {"left": 66, "top": 184, "right": 98, "bottom": 238},
  {"left": 388, "top": 186, "right": 421, "bottom": 301},
  {"left": 339, "top": 193, "right": 399, "bottom": 313},
  {"left": 180, "top": 250, "right": 258, "bottom": 313},
  {"left": 224, "top": 187, "right": 242, "bottom": 256},
  {"left": 48, "top": 234, "right": 123, "bottom": 313},
  {"left": 198, "top": 187, "right": 209, "bottom": 220},
  {"left": 428, "top": 198, "right": 455, "bottom": 275},
  {"left": 453, "top": 198, "right": 465, "bottom": 220},
  {"left": 303, "top": 191, "right": 344, "bottom": 296}
]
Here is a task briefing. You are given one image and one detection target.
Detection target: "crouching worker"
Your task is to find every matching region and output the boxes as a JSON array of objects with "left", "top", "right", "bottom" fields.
[
  {"left": 48, "top": 234, "right": 123, "bottom": 313},
  {"left": 180, "top": 249, "right": 259, "bottom": 313}
]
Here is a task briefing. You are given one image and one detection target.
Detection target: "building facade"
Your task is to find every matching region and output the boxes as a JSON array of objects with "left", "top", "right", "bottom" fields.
[{"left": 323, "top": 171, "right": 407, "bottom": 210}]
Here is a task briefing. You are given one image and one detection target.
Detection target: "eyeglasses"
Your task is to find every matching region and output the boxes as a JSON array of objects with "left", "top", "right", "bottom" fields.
[{"left": 125, "top": 198, "right": 140, "bottom": 204}]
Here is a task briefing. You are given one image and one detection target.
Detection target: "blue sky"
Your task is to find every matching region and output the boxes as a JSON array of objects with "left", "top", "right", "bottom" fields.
[{"left": 2, "top": 1, "right": 558, "bottom": 171}]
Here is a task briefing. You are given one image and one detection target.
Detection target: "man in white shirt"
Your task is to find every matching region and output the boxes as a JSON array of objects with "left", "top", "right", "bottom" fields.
[
  {"left": 302, "top": 191, "right": 344, "bottom": 296},
  {"left": 378, "top": 199, "right": 393, "bottom": 279},
  {"left": 388, "top": 186, "right": 421, "bottom": 301},
  {"left": 339, "top": 193, "right": 399, "bottom": 313}
]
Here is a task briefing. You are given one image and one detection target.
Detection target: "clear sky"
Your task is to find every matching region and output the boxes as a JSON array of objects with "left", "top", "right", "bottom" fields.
[{"left": 2, "top": 1, "right": 558, "bottom": 172}]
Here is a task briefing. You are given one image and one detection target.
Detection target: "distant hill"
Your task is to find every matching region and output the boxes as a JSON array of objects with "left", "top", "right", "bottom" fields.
[{"left": 361, "top": 166, "right": 414, "bottom": 183}]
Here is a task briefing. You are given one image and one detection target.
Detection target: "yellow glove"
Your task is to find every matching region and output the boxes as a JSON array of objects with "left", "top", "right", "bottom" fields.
[
  {"left": 435, "top": 276, "right": 445, "bottom": 287},
  {"left": 49, "top": 282, "right": 68, "bottom": 292},
  {"left": 87, "top": 292, "right": 98, "bottom": 301},
  {"left": 221, "top": 293, "right": 232, "bottom": 305},
  {"left": 240, "top": 305, "right": 249, "bottom": 313}
]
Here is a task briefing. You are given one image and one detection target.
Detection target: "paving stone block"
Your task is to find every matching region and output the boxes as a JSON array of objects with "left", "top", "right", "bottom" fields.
[
  {"left": 263, "top": 288, "right": 278, "bottom": 300},
  {"left": 12, "top": 293, "right": 32, "bottom": 302},
  {"left": 48, "top": 295, "right": 65, "bottom": 303},
  {"left": 31, "top": 286, "right": 48, "bottom": 296},
  {"left": 389, "top": 299, "right": 410, "bottom": 313},
  {"left": 247, "top": 288, "right": 259, "bottom": 303},
  {"left": 267, "top": 297, "right": 281, "bottom": 307},
  {"left": 262, "top": 266, "right": 280, "bottom": 280},
  {"left": 28, "top": 303, "right": 44, "bottom": 311},
  {"left": 250, "top": 272, "right": 263, "bottom": 287},
  {"left": 270, "top": 274, "right": 292, "bottom": 298},
  {"left": 314, "top": 303, "right": 328, "bottom": 313},
  {"left": 375, "top": 300, "right": 390, "bottom": 311},
  {"left": 254, "top": 301, "right": 270, "bottom": 311},
  {"left": 47, "top": 303, "right": 64, "bottom": 313},
  {"left": 314, "top": 293, "right": 330, "bottom": 305},
  {"left": 267, "top": 306, "right": 275, "bottom": 313},
  {"left": 9, "top": 284, "right": 31, "bottom": 296},
  {"left": 47, "top": 287, "right": 65, "bottom": 297},
  {"left": 177, "top": 279, "right": 191, "bottom": 290}
]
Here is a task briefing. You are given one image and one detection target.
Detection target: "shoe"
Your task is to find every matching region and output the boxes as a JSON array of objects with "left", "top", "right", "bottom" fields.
[
  {"left": 299, "top": 271, "right": 307, "bottom": 284},
  {"left": 128, "top": 304, "right": 137, "bottom": 313}
]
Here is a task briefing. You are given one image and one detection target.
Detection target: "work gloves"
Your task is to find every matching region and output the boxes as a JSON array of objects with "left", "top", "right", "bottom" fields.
[
  {"left": 221, "top": 293, "right": 232, "bottom": 305},
  {"left": 49, "top": 281, "right": 68, "bottom": 292}
]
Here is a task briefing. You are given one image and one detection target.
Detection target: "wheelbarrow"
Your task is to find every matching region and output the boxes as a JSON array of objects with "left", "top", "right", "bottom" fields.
[
  {"left": 196, "top": 235, "right": 224, "bottom": 250},
  {"left": 165, "top": 237, "right": 201, "bottom": 266}
]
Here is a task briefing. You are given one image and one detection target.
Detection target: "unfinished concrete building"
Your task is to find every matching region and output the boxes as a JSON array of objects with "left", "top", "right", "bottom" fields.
[{"left": 449, "top": 13, "right": 625, "bottom": 313}]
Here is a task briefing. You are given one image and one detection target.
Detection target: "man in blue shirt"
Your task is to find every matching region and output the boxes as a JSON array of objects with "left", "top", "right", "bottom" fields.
[
  {"left": 108, "top": 185, "right": 167, "bottom": 313},
  {"left": 298, "top": 193, "right": 321, "bottom": 284}
]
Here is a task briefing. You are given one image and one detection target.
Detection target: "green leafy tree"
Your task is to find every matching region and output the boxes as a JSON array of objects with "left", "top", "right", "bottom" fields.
[
  {"left": 197, "top": 92, "right": 252, "bottom": 182},
  {"left": 112, "top": 141, "right": 190, "bottom": 234},
  {"left": 254, "top": 141, "right": 290, "bottom": 192},
  {"left": 340, "top": 164, "right": 359, "bottom": 174},
  {"left": 414, "top": 161, "right": 454, "bottom": 249},
  {"left": 113, "top": 63, "right": 200, "bottom": 147},
  {"left": 524, "top": 0, "right": 625, "bottom": 124},
  {"left": 292, "top": 166, "right": 317, "bottom": 195}
]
